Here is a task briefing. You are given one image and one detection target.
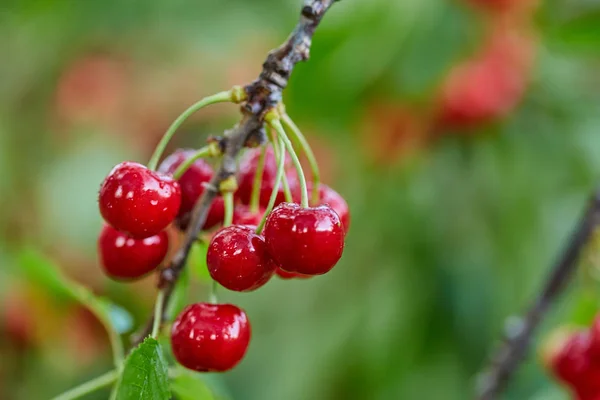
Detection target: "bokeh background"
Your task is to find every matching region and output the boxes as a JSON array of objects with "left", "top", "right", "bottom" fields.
[{"left": 2, "top": 0, "right": 600, "bottom": 398}]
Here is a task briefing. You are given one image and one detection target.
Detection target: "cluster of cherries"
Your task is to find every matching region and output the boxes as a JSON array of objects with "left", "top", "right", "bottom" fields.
[
  {"left": 546, "top": 317, "right": 600, "bottom": 400},
  {"left": 97, "top": 144, "right": 349, "bottom": 372}
]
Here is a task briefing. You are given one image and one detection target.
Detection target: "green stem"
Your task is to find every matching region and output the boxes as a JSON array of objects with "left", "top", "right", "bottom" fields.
[
  {"left": 151, "top": 290, "right": 165, "bottom": 339},
  {"left": 51, "top": 370, "right": 118, "bottom": 400},
  {"left": 256, "top": 134, "right": 287, "bottom": 234},
  {"left": 223, "top": 192, "right": 234, "bottom": 227},
  {"left": 209, "top": 280, "right": 218, "bottom": 304},
  {"left": 173, "top": 146, "right": 213, "bottom": 180},
  {"left": 271, "top": 119, "right": 308, "bottom": 208},
  {"left": 281, "top": 113, "right": 320, "bottom": 205},
  {"left": 267, "top": 126, "right": 293, "bottom": 202},
  {"left": 249, "top": 146, "right": 267, "bottom": 213},
  {"left": 147, "top": 91, "right": 233, "bottom": 171}
]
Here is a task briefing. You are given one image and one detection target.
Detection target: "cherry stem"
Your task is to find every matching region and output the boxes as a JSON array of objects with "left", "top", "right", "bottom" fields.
[
  {"left": 209, "top": 280, "right": 218, "bottom": 304},
  {"left": 267, "top": 126, "right": 293, "bottom": 202},
  {"left": 249, "top": 146, "right": 267, "bottom": 214},
  {"left": 147, "top": 90, "right": 233, "bottom": 171},
  {"left": 223, "top": 191, "right": 234, "bottom": 227},
  {"left": 256, "top": 134, "right": 286, "bottom": 234},
  {"left": 150, "top": 289, "right": 165, "bottom": 339},
  {"left": 281, "top": 113, "right": 320, "bottom": 205},
  {"left": 51, "top": 370, "right": 118, "bottom": 400},
  {"left": 173, "top": 146, "right": 213, "bottom": 180},
  {"left": 271, "top": 119, "right": 308, "bottom": 208}
]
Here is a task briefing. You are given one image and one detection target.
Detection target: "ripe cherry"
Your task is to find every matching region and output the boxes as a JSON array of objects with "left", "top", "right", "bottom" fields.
[
  {"left": 550, "top": 331, "right": 594, "bottom": 387},
  {"left": 99, "top": 162, "right": 181, "bottom": 238},
  {"left": 232, "top": 205, "right": 265, "bottom": 226},
  {"left": 98, "top": 224, "right": 168, "bottom": 280},
  {"left": 435, "top": 26, "right": 534, "bottom": 128},
  {"left": 207, "top": 225, "right": 276, "bottom": 292},
  {"left": 171, "top": 303, "right": 251, "bottom": 372},
  {"left": 264, "top": 203, "right": 344, "bottom": 275},
  {"left": 158, "top": 149, "right": 224, "bottom": 230},
  {"left": 237, "top": 147, "right": 297, "bottom": 207},
  {"left": 275, "top": 268, "right": 311, "bottom": 280}
]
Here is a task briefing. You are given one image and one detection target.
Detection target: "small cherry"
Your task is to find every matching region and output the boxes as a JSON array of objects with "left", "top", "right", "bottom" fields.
[
  {"left": 207, "top": 225, "right": 276, "bottom": 292},
  {"left": 550, "top": 331, "right": 594, "bottom": 387},
  {"left": 98, "top": 224, "right": 168, "bottom": 280},
  {"left": 264, "top": 202, "right": 344, "bottom": 275},
  {"left": 99, "top": 161, "right": 181, "bottom": 238},
  {"left": 237, "top": 147, "right": 297, "bottom": 207},
  {"left": 275, "top": 268, "right": 311, "bottom": 280},
  {"left": 233, "top": 205, "right": 265, "bottom": 226},
  {"left": 171, "top": 303, "right": 251, "bottom": 372},
  {"left": 158, "top": 149, "right": 224, "bottom": 230}
]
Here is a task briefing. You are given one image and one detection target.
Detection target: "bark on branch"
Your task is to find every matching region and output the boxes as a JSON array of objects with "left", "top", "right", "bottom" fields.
[{"left": 476, "top": 189, "right": 600, "bottom": 399}]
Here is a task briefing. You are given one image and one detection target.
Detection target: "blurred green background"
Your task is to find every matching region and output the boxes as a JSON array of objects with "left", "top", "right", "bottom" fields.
[{"left": 2, "top": 0, "right": 600, "bottom": 399}]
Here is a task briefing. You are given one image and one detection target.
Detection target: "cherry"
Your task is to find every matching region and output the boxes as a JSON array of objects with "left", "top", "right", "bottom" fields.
[
  {"left": 171, "top": 303, "right": 251, "bottom": 372},
  {"left": 275, "top": 267, "right": 311, "bottom": 280},
  {"left": 207, "top": 225, "right": 276, "bottom": 292},
  {"left": 98, "top": 224, "right": 168, "bottom": 280},
  {"left": 232, "top": 205, "right": 265, "bottom": 226},
  {"left": 237, "top": 147, "right": 297, "bottom": 207},
  {"left": 99, "top": 161, "right": 181, "bottom": 238},
  {"left": 264, "top": 203, "right": 344, "bottom": 275},
  {"left": 551, "top": 331, "right": 595, "bottom": 387},
  {"left": 435, "top": 26, "right": 534, "bottom": 128},
  {"left": 158, "top": 149, "right": 224, "bottom": 230}
]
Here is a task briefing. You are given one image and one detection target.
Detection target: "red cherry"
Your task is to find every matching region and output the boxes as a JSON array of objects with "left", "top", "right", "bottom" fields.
[
  {"left": 264, "top": 203, "right": 344, "bottom": 275},
  {"left": 98, "top": 224, "right": 168, "bottom": 280},
  {"left": 551, "top": 331, "right": 595, "bottom": 387},
  {"left": 436, "top": 27, "right": 534, "bottom": 128},
  {"left": 158, "top": 150, "right": 224, "bottom": 230},
  {"left": 237, "top": 147, "right": 297, "bottom": 207},
  {"left": 99, "top": 162, "right": 181, "bottom": 238},
  {"left": 171, "top": 303, "right": 251, "bottom": 372},
  {"left": 232, "top": 205, "right": 265, "bottom": 226},
  {"left": 275, "top": 268, "right": 311, "bottom": 280},
  {"left": 207, "top": 225, "right": 276, "bottom": 292}
]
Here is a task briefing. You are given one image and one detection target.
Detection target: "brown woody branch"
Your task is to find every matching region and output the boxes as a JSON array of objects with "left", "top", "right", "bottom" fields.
[
  {"left": 131, "top": 0, "right": 338, "bottom": 347},
  {"left": 476, "top": 189, "right": 600, "bottom": 399}
]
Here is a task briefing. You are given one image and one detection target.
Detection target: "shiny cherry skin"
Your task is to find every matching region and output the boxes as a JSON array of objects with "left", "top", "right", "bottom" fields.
[
  {"left": 171, "top": 303, "right": 251, "bottom": 372},
  {"left": 158, "top": 150, "right": 224, "bottom": 230},
  {"left": 275, "top": 268, "right": 311, "bottom": 280},
  {"left": 207, "top": 225, "right": 276, "bottom": 291},
  {"left": 232, "top": 205, "right": 265, "bottom": 226},
  {"left": 237, "top": 147, "right": 297, "bottom": 207},
  {"left": 264, "top": 203, "right": 344, "bottom": 275},
  {"left": 98, "top": 224, "right": 168, "bottom": 280},
  {"left": 99, "top": 162, "right": 181, "bottom": 238}
]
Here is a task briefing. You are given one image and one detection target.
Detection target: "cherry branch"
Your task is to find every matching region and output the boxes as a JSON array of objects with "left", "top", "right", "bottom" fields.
[
  {"left": 476, "top": 188, "right": 600, "bottom": 399},
  {"left": 131, "top": 0, "right": 338, "bottom": 348}
]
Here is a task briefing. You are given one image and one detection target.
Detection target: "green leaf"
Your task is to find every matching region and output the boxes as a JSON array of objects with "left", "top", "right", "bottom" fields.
[
  {"left": 16, "top": 247, "right": 130, "bottom": 361},
  {"left": 189, "top": 241, "right": 211, "bottom": 283},
  {"left": 171, "top": 370, "right": 214, "bottom": 400},
  {"left": 115, "top": 338, "right": 170, "bottom": 400}
]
